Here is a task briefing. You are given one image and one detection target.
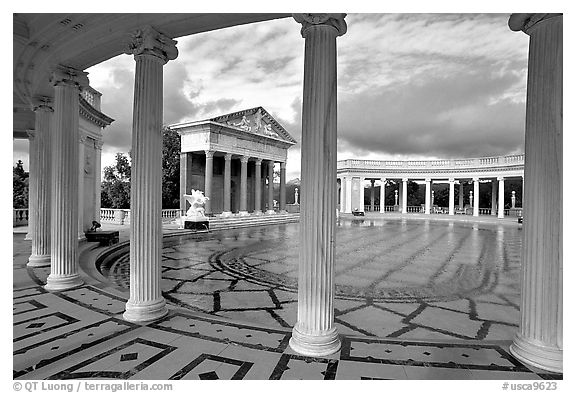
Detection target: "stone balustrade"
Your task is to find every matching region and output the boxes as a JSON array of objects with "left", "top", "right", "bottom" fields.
[{"left": 13, "top": 208, "right": 29, "bottom": 226}]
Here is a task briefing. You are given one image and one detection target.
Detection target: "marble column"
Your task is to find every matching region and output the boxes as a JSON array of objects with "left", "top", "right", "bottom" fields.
[
  {"left": 280, "top": 162, "right": 287, "bottom": 212},
  {"left": 469, "top": 190, "right": 474, "bottom": 214},
  {"left": 27, "top": 99, "right": 53, "bottom": 267},
  {"left": 509, "top": 13, "right": 563, "bottom": 373},
  {"left": 498, "top": 177, "right": 505, "bottom": 218},
  {"left": 267, "top": 161, "right": 275, "bottom": 214},
  {"left": 25, "top": 131, "right": 37, "bottom": 241},
  {"left": 491, "top": 179, "right": 498, "bottom": 215},
  {"left": 290, "top": 13, "right": 346, "bottom": 357},
  {"left": 401, "top": 178, "right": 408, "bottom": 214},
  {"left": 359, "top": 177, "right": 365, "bottom": 212},
  {"left": 77, "top": 132, "right": 87, "bottom": 241},
  {"left": 222, "top": 153, "right": 232, "bottom": 216},
  {"left": 369, "top": 179, "right": 375, "bottom": 212},
  {"left": 254, "top": 159, "right": 262, "bottom": 215},
  {"left": 425, "top": 178, "right": 431, "bottom": 214},
  {"left": 380, "top": 178, "right": 386, "bottom": 213},
  {"left": 345, "top": 177, "right": 352, "bottom": 213},
  {"left": 239, "top": 156, "right": 249, "bottom": 215},
  {"left": 123, "top": 26, "right": 177, "bottom": 322},
  {"left": 204, "top": 150, "right": 214, "bottom": 215},
  {"left": 45, "top": 66, "right": 88, "bottom": 291},
  {"left": 459, "top": 182, "right": 464, "bottom": 209},
  {"left": 94, "top": 140, "right": 103, "bottom": 222},
  {"left": 448, "top": 178, "right": 455, "bottom": 216},
  {"left": 473, "top": 178, "right": 479, "bottom": 217},
  {"left": 179, "top": 152, "right": 189, "bottom": 212}
]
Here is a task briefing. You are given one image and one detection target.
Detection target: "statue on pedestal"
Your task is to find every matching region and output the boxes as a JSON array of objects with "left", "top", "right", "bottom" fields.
[{"left": 180, "top": 189, "right": 210, "bottom": 230}]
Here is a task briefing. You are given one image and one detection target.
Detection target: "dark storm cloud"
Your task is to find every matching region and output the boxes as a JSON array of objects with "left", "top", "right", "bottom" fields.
[
  {"left": 337, "top": 67, "right": 526, "bottom": 158},
  {"left": 163, "top": 62, "right": 198, "bottom": 124}
]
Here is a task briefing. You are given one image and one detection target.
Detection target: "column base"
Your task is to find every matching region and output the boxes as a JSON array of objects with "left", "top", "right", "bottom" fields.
[
  {"left": 45, "top": 273, "right": 84, "bottom": 291},
  {"left": 220, "top": 211, "right": 233, "bottom": 218},
  {"left": 510, "top": 333, "right": 562, "bottom": 373},
  {"left": 237, "top": 211, "right": 250, "bottom": 217},
  {"left": 289, "top": 324, "right": 341, "bottom": 357},
  {"left": 253, "top": 210, "right": 263, "bottom": 216},
  {"left": 24, "top": 233, "right": 33, "bottom": 241},
  {"left": 266, "top": 210, "right": 276, "bottom": 215},
  {"left": 27, "top": 254, "right": 51, "bottom": 268},
  {"left": 498, "top": 214, "right": 505, "bottom": 219},
  {"left": 123, "top": 297, "right": 169, "bottom": 323}
]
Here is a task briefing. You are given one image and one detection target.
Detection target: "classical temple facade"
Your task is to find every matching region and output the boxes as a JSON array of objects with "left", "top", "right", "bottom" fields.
[
  {"left": 12, "top": 13, "right": 562, "bottom": 373},
  {"left": 169, "top": 107, "right": 296, "bottom": 216}
]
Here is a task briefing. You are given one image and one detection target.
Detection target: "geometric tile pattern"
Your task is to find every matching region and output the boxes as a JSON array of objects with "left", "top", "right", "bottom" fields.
[{"left": 98, "top": 220, "right": 523, "bottom": 341}]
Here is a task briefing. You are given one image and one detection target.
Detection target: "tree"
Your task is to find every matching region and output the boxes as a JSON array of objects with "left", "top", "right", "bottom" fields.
[
  {"left": 162, "top": 126, "right": 181, "bottom": 209},
  {"left": 13, "top": 160, "right": 29, "bottom": 208},
  {"left": 101, "top": 153, "right": 131, "bottom": 209}
]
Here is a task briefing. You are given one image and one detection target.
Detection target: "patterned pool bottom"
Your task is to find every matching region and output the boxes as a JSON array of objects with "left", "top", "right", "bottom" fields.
[{"left": 99, "top": 219, "right": 522, "bottom": 341}]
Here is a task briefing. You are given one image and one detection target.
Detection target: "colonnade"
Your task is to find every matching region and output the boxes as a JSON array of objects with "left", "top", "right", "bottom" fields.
[
  {"left": 180, "top": 150, "right": 286, "bottom": 216},
  {"left": 21, "top": 13, "right": 562, "bottom": 372},
  {"left": 338, "top": 175, "right": 520, "bottom": 218}
]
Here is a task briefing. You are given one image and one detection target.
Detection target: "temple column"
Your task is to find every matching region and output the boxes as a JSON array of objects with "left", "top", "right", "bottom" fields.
[
  {"left": 498, "top": 177, "right": 505, "bottom": 218},
  {"left": 473, "top": 177, "right": 479, "bottom": 216},
  {"left": 123, "top": 26, "right": 177, "bottom": 322},
  {"left": 179, "top": 152, "right": 189, "bottom": 211},
  {"left": 469, "top": 190, "right": 474, "bottom": 214},
  {"left": 401, "top": 178, "right": 408, "bottom": 214},
  {"left": 94, "top": 140, "right": 103, "bottom": 222},
  {"left": 359, "top": 177, "right": 365, "bottom": 212},
  {"left": 491, "top": 179, "right": 498, "bottom": 215},
  {"left": 279, "top": 162, "right": 287, "bottom": 212},
  {"left": 25, "top": 131, "right": 37, "bottom": 241},
  {"left": 45, "top": 66, "right": 88, "bottom": 291},
  {"left": 345, "top": 176, "right": 352, "bottom": 213},
  {"left": 267, "top": 161, "right": 275, "bottom": 214},
  {"left": 222, "top": 153, "right": 232, "bottom": 217},
  {"left": 204, "top": 150, "right": 214, "bottom": 215},
  {"left": 369, "top": 179, "right": 375, "bottom": 212},
  {"left": 77, "top": 132, "right": 87, "bottom": 241},
  {"left": 425, "top": 178, "right": 431, "bottom": 214},
  {"left": 290, "top": 13, "right": 346, "bottom": 357},
  {"left": 509, "top": 13, "right": 562, "bottom": 372},
  {"left": 448, "top": 178, "right": 455, "bottom": 215},
  {"left": 27, "top": 99, "right": 53, "bottom": 267},
  {"left": 239, "top": 156, "right": 249, "bottom": 215},
  {"left": 459, "top": 182, "right": 464, "bottom": 209},
  {"left": 254, "top": 159, "right": 262, "bottom": 215},
  {"left": 380, "top": 178, "right": 386, "bottom": 213}
]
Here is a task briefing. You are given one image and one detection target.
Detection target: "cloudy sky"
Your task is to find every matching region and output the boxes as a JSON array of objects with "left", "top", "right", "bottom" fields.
[{"left": 13, "top": 13, "right": 529, "bottom": 181}]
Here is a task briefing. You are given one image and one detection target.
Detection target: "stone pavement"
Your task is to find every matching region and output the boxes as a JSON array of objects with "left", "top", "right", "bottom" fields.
[{"left": 12, "top": 217, "right": 562, "bottom": 380}]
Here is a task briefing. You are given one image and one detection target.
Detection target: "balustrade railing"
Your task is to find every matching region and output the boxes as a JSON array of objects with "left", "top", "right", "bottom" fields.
[
  {"left": 161, "top": 209, "right": 183, "bottom": 222},
  {"left": 479, "top": 208, "right": 493, "bottom": 215},
  {"left": 406, "top": 206, "right": 421, "bottom": 213},
  {"left": 13, "top": 208, "right": 29, "bottom": 226},
  {"left": 505, "top": 208, "right": 523, "bottom": 217}
]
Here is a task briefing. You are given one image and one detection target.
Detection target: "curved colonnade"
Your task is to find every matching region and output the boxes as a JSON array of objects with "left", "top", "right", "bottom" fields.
[
  {"left": 13, "top": 13, "right": 562, "bottom": 372},
  {"left": 337, "top": 154, "right": 524, "bottom": 218}
]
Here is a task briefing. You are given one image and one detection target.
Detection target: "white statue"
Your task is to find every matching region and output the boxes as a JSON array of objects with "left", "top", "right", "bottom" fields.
[
  {"left": 294, "top": 187, "right": 299, "bottom": 204},
  {"left": 232, "top": 115, "right": 251, "bottom": 131},
  {"left": 183, "top": 189, "right": 209, "bottom": 218}
]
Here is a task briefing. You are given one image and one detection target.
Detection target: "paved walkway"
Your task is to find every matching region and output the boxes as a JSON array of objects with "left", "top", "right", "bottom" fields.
[{"left": 12, "top": 217, "right": 562, "bottom": 380}]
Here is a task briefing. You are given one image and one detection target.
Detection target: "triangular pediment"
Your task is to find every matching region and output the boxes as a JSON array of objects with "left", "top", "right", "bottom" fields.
[{"left": 209, "top": 107, "right": 297, "bottom": 144}]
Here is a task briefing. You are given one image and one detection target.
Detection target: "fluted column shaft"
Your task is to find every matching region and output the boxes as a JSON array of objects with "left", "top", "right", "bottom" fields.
[
  {"left": 359, "top": 177, "right": 365, "bottom": 212},
  {"left": 267, "top": 161, "right": 275, "bottom": 213},
  {"left": 204, "top": 150, "right": 214, "bottom": 215},
  {"left": 401, "top": 179, "right": 408, "bottom": 214},
  {"left": 290, "top": 13, "right": 346, "bottom": 357},
  {"left": 425, "top": 179, "right": 431, "bottom": 214},
  {"left": 179, "top": 152, "right": 188, "bottom": 211},
  {"left": 459, "top": 182, "right": 464, "bottom": 209},
  {"left": 498, "top": 177, "right": 505, "bottom": 218},
  {"left": 223, "top": 153, "right": 232, "bottom": 214},
  {"left": 94, "top": 141, "right": 103, "bottom": 221},
  {"left": 280, "top": 162, "right": 287, "bottom": 211},
  {"left": 77, "top": 133, "right": 86, "bottom": 240},
  {"left": 239, "top": 156, "right": 249, "bottom": 214},
  {"left": 123, "top": 26, "right": 177, "bottom": 322},
  {"left": 46, "top": 67, "right": 88, "bottom": 291},
  {"left": 370, "top": 179, "right": 375, "bottom": 211},
  {"left": 25, "top": 132, "right": 37, "bottom": 241},
  {"left": 380, "top": 178, "right": 386, "bottom": 213},
  {"left": 473, "top": 178, "right": 480, "bottom": 216},
  {"left": 491, "top": 179, "right": 498, "bottom": 215},
  {"left": 509, "top": 14, "right": 562, "bottom": 373},
  {"left": 28, "top": 104, "right": 52, "bottom": 267},
  {"left": 448, "top": 179, "right": 455, "bottom": 215},
  {"left": 254, "top": 159, "right": 262, "bottom": 213}
]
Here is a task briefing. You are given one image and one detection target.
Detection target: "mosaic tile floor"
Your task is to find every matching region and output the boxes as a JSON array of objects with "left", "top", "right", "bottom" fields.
[
  {"left": 99, "top": 218, "right": 523, "bottom": 341},
  {"left": 13, "top": 218, "right": 562, "bottom": 380}
]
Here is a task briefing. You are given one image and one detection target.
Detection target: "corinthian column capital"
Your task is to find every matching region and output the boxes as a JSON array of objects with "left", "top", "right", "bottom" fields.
[
  {"left": 126, "top": 25, "right": 178, "bottom": 63},
  {"left": 508, "top": 13, "right": 562, "bottom": 34},
  {"left": 293, "top": 13, "right": 347, "bottom": 38},
  {"left": 50, "top": 65, "right": 89, "bottom": 90},
  {"left": 31, "top": 96, "right": 54, "bottom": 113}
]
